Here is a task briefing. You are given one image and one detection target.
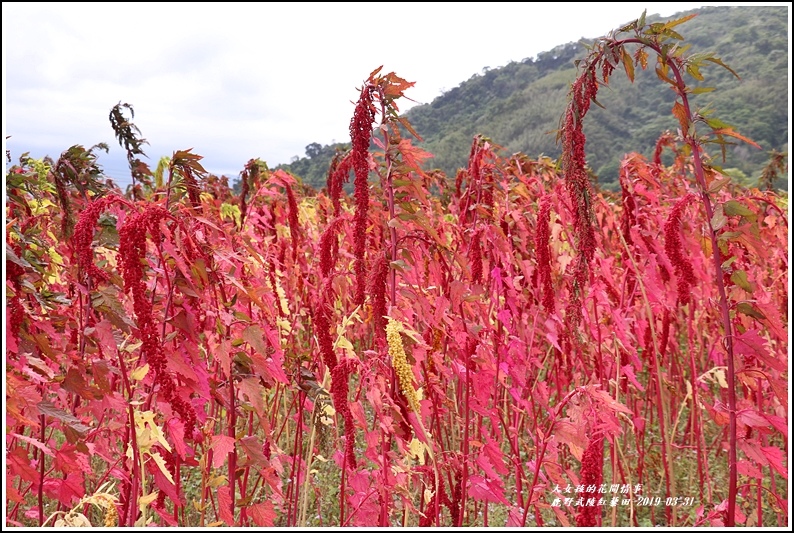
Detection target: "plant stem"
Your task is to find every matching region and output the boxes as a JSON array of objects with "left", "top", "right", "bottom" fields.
[{"left": 664, "top": 55, "right": 738, "bottom": 527}]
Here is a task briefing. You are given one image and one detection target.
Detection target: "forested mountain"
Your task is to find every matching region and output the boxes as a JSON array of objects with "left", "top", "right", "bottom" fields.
[{"left": 278, "top": 6, "right": 788, "bottom": 191}]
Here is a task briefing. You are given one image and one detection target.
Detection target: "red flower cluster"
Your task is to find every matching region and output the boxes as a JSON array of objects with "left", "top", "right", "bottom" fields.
[
  {"left": 561, "top": 67, "right": 599, "bottom": 338},
  {"left": 313, "top": 283, "right": 338, "bottom": 371},
  {"left": 119, "top": 205, "right": 197, "bottom": 437},
  {"left": 576, "top": 437, "right": 603, "bottom": 527},
  {"left": 535, "top": 195, "right": 555, "bottom": 313},
  {"left": 312, "top": 280, "right": 356, "bottom": 466},
  {"left": 664, "top": 194, "right": 696, "bottom": 304},
  {"left": 6, "top": 252, "right": 26, "bottom": 340},
  {"left": 562, "top": 67, "right": 598, "bottom": 268},
  {"left": 327, "top": 152, "right": 352, "bottom": 217},
  {"left": 469, "top": 230, "right": 483, "bottom": 285},
  {"left": 285, "top": 183, "right": 301, "bottom": 260},
  {"left": 72, "top": 195, "right": 121, "bottom": 285},
  {"left": 350, "top": 85, "right": 376, "bottom": 306},
  {"left": 319, "top": 216, "right": 345, "bottom": 277},
  {"left": 331, "top": 360, "right": 355, "bottom": 468}
]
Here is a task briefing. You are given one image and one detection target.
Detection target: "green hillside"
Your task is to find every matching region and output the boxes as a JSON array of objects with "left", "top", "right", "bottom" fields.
[{"left": 279, "top": 6, "right": 788, "bottom": 191}]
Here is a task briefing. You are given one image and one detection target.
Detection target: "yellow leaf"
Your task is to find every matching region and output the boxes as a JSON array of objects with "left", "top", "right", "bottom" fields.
[
  {"left": 138, "top": 492, "right": 158, "bottom": 511},
  {"left": 334, "top": 336, "right": 355, "bottom": 355},
  {"left": 276, "top": 318, "right": 291, "bottom": 334},
  {"left": 208, "top": 475, "right": 227, "bottom": 488},
  {"left": 407, "top": 438, "right": 427, "bottom": 465},
  {"left": 424, "top": 489, "right": 435, "bottom": 505},
  {"left": 130, "top": 364, "right": 149, "bottom": 381}
]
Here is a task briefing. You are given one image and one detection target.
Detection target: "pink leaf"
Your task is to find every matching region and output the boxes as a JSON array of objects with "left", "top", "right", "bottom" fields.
[
  {"left": 467, "top": 475, "right": 510, "bottom": 505},
  {"left": 764, "top": 414, "right": 787, "bottom": 436},
  {"left": 621, "top": 364, "right": 645, "bottom": 392},
  {"left": 483, "top": 435, "right": 510, "bottom": 476},
  {"left": 736, "top": 460, "right": 763, "bottom": 479},
  {"left": 737, "top": 409, "right": 770, "bottom": 428}
]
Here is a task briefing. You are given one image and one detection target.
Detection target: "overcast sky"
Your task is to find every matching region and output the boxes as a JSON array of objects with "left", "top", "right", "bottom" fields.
[{"left": 2, "top": 2, "right": 776, "bottom": 188}]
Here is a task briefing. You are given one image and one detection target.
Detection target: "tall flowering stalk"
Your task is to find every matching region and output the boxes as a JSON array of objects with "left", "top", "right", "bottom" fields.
[
  {"left": 560, "top": 11, "right": 765, "bottom": 523},
  {"left": 350, "top": 84, "right": 376, "bottom": 306},
  {"left": 535, "top": 195, "right": 555, "bottom": 313},
  {"left": 560, "top": 66, "right": 599, "bottom": 321},
  {"left": 119, "top": 205, "right": 197, "bottom": 437}
]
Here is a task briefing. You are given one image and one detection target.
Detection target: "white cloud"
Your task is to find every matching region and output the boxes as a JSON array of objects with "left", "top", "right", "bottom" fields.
[{"left": 3, "top": 2, "right": 769, "bottom": 187}]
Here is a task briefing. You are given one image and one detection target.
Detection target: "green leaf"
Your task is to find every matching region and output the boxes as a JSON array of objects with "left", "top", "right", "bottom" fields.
[
  {"left": 686, "top": 64, "right": 704, "bottom": 81},
  {"left": 710, "top": 204, "right": 727, "bottom": 231},
  {"left": 723, "top": 200, "right": 755, "bottom": 219},
  {"left": 737, "top": 302, "right": 766, "bottom": 321},
  {"left": 707, "top": 176, "right": 731, "bottom": 194},
  {"left": 730, "top": 270, "right": 754, "bottom": 292},
  {"left": 704, "top": 117, "right": 731, "bottom": 130}
]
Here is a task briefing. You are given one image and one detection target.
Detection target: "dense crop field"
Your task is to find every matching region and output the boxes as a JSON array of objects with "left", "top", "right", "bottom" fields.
[{"left": 4, "top": 13, "right": 788, "bottom": 527}]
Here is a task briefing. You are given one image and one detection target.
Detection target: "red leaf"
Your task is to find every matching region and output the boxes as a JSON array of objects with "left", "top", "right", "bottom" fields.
[
  {"left": 238, "top": 436, "right": 268, "bottom": 467},
  {"left": 210, "top": 435, "right": 236, "bottom": 469},
  {"left": 249, "top": 501, "right": 277, "bottom": 527},
  {"left": 238, "top": 377, "right": 266, "bottom": 418},
  {"left": 764, "top": 414, "right": 787, "bottom": 436},
  {"left": 761, "top": 446, "right": 787, "bottom": 479},
  {"left": 152, "top": 504, "right": 179, "bottom": 526},
  {"left": 621, "top": 364, "right": 645, "bottom": 392},
  {"left": 148, "top": 456, "right": 180, "bottom": 508},
  {"left": 737, "top": 409, "right": 770, "bottom": 428},
  {"left": 736, "top": 460, "right": 763, "bottom": 479},
  {"left": 712, "top": 127, "right": 762, "bottom": 149},
  {"left": 166, "top": 418, "right": 187, "bottom": 460},
  {"left": 9, "top": 432, "right": 53, "bottom": 457},
  {"left": 217, "top": 485, "right": 235, "bottom": 525},
  {"left": 7, "top": 446, "right": 39, "bottom": 483}
]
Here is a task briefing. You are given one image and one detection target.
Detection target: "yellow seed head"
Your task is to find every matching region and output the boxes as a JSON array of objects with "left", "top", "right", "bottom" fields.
[
  {"left": 387, "top": 318, "right": 420, "bottom": 413},
  {"left": 104, "top": 502, "right": 118, "bottom": 527}
]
